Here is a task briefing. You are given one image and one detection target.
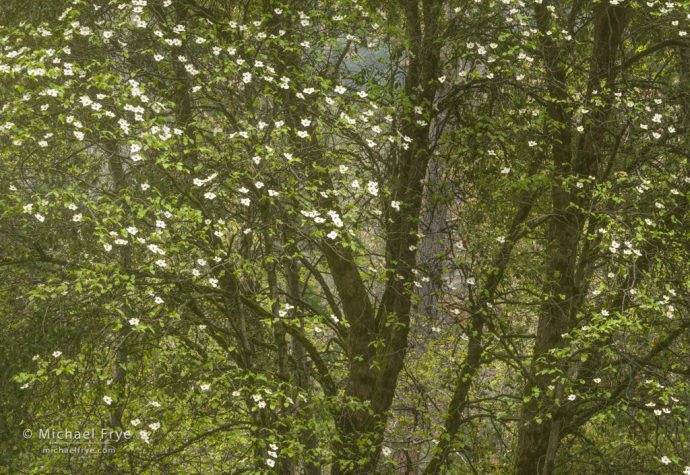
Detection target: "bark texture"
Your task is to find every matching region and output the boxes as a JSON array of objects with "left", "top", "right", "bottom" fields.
[{"left": 515, "top": 5, "right": 630, "bottom": 474}]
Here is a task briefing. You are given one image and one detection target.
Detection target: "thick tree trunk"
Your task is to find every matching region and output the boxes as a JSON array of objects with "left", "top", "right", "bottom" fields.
[
  {"left": 331, "top": 1, "right": 443, "bottom": 473},
  {"left": 515, "top": 5, "right": 629, "bottom": 474}
]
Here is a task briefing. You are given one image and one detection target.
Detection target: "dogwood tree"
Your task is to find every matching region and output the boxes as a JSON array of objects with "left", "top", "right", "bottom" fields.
[{"left": 1, "top": 0, "right": 688, "bottom": 474}]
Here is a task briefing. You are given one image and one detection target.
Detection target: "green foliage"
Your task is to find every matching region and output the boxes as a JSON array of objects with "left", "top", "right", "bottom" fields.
[{"left": 0, "top": 0, "right": 688, "bottom": 474}]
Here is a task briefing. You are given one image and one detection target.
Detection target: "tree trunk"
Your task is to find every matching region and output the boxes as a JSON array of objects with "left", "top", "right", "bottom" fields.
[
  {"left": 515, "top": 5, "right": 629, "bottom": 474},
  {"left": 331, "top": 1, "right": 443, "bottom": 472}
]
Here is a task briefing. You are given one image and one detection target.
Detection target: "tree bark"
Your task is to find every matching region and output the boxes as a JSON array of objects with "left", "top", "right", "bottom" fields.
[
  {"left": 330, "top": 1, "right": 443, "bottom": 472},
  {"left": 515, "top": 5, "right": 629, "bottom": 474}
]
